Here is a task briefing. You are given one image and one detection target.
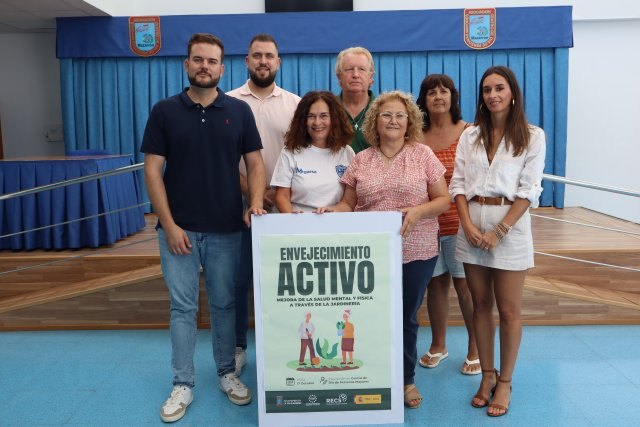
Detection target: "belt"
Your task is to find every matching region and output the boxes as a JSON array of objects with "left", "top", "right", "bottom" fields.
[{"left": 470, "top": 195, "right": 513, "bottom": 206}]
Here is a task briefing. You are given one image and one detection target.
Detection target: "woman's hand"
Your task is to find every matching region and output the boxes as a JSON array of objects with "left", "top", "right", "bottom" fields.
[
  {"left": 313, "top": 207, "right": 334, "bottom": 214},
  {"left": 461, "top": 220, "right": 484, "bottom": 248},
  {"left": 400, "top": 206, "right": 423, "bottom": 237},
  {"left": 317, "top": 186, "right": 357, "bottom": 214},
  {"left": 479, "top": 230, "right": 500, "bottom": 252}
]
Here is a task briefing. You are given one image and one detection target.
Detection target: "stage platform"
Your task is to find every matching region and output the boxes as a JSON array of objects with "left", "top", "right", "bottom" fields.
[{"left": 0, "top": 207, "right": 638, "bottom": 330}]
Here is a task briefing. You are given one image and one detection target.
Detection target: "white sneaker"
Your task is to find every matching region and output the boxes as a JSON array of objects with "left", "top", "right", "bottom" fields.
[
  {"left": 160, "top": 385, "right": 193, "bottom": 423},
  {"left": 235, "top": 347, "right": 247, "bottom": 376},
  {"left": 219, "top": 373, "right": 252, "bottom": 406}
]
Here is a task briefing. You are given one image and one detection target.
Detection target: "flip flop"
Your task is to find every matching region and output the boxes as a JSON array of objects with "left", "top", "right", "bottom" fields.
[
  {"left": 418, "top": 351, "right": 449, "bottom": 368},
  {"left": 460, "top": 358, "right": 481, "bottom": 375}
]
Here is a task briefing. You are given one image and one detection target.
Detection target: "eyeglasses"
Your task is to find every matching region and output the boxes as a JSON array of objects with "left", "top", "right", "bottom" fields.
[{"left": 378, "top": 112, "right": 409, "bottom": 122}]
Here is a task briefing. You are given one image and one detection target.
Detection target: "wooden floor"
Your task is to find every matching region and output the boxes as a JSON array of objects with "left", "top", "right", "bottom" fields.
[{"left": 0, "top": 207, "right": 639, "bottom": 329}]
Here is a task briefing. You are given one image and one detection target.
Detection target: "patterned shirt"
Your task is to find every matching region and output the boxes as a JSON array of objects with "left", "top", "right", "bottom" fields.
[
  {"left": 432, "top": 141, "right": 463, "bottom": 236},
  {"left": 428, "top": 123, "right": 472, "bottom": 236},
  {"left": 340, "top": 143, "right": 446, "bottom": 263}
]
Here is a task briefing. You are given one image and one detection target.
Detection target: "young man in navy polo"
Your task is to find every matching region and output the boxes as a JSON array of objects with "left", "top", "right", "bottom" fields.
[{"left": 141, "top": 33, "right": 266, "bottom": 423}]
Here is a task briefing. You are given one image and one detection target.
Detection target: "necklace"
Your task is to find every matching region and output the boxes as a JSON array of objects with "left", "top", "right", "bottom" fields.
[
  {"left": 379, "top": 143, "right": 406, "bottom": 161},
  {"left": 350, "top": 104, "right": 369, "bottom": 131}
]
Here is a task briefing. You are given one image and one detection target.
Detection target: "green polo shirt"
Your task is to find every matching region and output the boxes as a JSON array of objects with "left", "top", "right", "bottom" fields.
[{"left": 340, "top": 90, "right": 374, "bottom": 154}]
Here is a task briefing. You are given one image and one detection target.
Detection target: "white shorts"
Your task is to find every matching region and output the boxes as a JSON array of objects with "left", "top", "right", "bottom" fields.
[{"left": 455, "top": 202, "right": 534, "bottom": 271}]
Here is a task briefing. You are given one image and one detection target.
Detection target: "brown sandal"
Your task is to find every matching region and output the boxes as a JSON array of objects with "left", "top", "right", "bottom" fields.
[
  {"left": 487, "top": 377, "right": 511, "bottom": 417},
  {"left": 471, "top": 369, "right": 498, "bottom": 408},
  {"left": 404, "top": 384, "right": 422, "bottom": 409}
]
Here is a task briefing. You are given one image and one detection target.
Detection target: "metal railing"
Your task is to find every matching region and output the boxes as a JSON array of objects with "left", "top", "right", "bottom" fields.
[
  {"left": 0, "top": 165, "right": 638, "bottom": 276},
  {"left": 0, "top": 163, "right": 148, "bottom": 240},
  {"left": 534, "top": 173, "right": 640, "bottom": 273},
  {"left": 0, "top": 163, "right": 144, "bottom": 201},
  {"left": 1, "top": 164, "right": 637, "bottom": 201},
  {"left": 0, "top": 161, "right": 151, "bottom": 277},
  {"left": 542, "top": 173, "right": 640, "bottom": 198}
]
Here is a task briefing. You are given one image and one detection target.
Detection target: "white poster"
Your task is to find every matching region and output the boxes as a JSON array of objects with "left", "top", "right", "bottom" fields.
[{"left": 252, "top": 212, "right": 404, "bottom": 427}]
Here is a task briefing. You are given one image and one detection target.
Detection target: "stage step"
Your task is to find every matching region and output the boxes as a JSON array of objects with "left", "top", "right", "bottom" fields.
[
  {"left": 0, "top": 255, "right": 160, "bottom": 300},
  {"left": 0, "top": 264, "right": 162, "bottom": 314},
  {"left": 1, "top": 208, "right": 638, "bottom": 329},
  {"left": 525, "top": 275, "right": 640, "bottom": 311}
]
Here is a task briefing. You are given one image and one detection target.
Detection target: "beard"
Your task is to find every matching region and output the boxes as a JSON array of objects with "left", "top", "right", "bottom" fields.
[
  {"left": 249, "top": 68, "right": 276, "bottom": 88},
  {"left": 188, "top": 72, "right": 220, "bottom": 89}
]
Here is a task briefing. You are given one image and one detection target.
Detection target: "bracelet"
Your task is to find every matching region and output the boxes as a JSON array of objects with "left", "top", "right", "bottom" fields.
[
  {"left": 493, "top": 222, "right": 512, "bottom": 242},
  {"left": 496, "top": 222, "right": 512, "bottom": 235}
]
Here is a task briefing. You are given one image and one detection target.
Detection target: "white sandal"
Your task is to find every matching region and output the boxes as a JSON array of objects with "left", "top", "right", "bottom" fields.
[
  {"left": 460, "top": 358, "right": 481, "bottom": 375},
  {"left": 418, "top": 351, "right": 449, "bottom": 368}
]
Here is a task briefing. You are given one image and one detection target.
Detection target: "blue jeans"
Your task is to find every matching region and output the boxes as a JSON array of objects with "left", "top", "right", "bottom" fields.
[
  {"left": 234, "top": 227, "right": 253, "bottom": 350},
  {"left": 158, "top": 228, "right": 241, "bottom": 388}
]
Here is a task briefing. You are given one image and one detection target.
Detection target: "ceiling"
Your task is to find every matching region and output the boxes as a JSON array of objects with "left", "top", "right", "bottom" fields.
[{"left": 0, "top": 0, "right": 108, "bottom": 33}]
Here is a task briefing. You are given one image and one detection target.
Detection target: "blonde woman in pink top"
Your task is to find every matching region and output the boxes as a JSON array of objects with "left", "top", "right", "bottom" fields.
[{"left": 318, "top": 91, "right": 450, "bottom": 409}]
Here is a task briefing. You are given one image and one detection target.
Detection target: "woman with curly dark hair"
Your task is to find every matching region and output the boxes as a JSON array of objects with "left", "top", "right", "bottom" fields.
[{"left": 271, "top": 91, "right": 355, "bottom": 213}]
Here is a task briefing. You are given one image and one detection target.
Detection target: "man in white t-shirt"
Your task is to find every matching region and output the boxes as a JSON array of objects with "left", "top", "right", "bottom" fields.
[{"left": 227, "top": 34, "right": 300, "bottom": 375}]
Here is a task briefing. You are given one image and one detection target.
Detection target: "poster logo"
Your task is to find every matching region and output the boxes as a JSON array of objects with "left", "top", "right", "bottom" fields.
[
  {"left": 354, "top": 394, "right": 382, "bottom": 405},
  {"left": 129, "top": 16, "right": 161, "bottom": 56},
  {"left": 464, "top": 8, "right": 496, "bottom": 49}
]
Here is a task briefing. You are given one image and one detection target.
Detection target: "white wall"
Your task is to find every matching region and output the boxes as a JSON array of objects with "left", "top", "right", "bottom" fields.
[
  {"left": 87, "top": 0, "right": 640, "bottom": 20},
  {"left": 1, "top": 1, "right": 638, "bottom": 221},
  {"left": 0, "top": 33, "right": 64, "bottom": 158},
  {"left": 565, "top": 19, "right": 640, "bottom": 223},
  {"left": 86, "top": 0, "right": 266, "bottom": 16}
]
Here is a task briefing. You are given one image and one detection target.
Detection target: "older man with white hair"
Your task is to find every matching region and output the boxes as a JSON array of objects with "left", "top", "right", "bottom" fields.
[{"left": 335, "top": 46, "right": 376, "bottom": 153}]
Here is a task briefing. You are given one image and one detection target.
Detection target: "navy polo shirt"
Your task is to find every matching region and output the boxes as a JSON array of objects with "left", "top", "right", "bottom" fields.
[{"left": 141, "top": 88, "right": 262, "bottom": 233}]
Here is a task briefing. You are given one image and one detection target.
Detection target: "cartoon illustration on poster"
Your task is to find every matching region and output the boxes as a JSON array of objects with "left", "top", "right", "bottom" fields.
[{"left": 260, "top": 233, "right": 393, "bottom": 413}]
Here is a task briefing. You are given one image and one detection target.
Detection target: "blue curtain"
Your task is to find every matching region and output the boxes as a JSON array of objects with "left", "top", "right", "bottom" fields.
[{"left": 60, "top": 48, "right": 567, "bottom": 209}]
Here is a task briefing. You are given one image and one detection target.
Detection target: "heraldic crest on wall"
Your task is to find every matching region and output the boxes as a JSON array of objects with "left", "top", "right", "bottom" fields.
[
  {"left": 464, "top": 8, "right": 496, "bottom": 50},
  {"left": 129, "top": 16, "right": 161, "bottom": 57}
]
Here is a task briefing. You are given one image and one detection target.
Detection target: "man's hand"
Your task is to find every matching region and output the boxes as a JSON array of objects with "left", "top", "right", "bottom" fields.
[
  {"left": 164, "top": 223, "right": 192, "bottom": 255},
  {"left": 244, "top": 205, "right": 267, "bottom": 227}
]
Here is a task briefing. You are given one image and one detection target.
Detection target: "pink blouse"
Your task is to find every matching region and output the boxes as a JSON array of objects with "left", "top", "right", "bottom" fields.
[{"left": 340, "top": 143, "right": 446, "bottom": 263}]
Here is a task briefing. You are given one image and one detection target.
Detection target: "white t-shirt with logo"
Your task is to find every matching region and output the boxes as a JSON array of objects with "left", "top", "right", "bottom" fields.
[{"left": 271, "top": 145, "right": 355, "bottom": 212}]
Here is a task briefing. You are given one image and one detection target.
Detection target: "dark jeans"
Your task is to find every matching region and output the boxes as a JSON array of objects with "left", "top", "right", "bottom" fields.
[
  {"left": 403, "top": 256, "right": 438, "bottom": 385},
  {"left": 235, "top": 227, "right": 253, "bottom": 350}
]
